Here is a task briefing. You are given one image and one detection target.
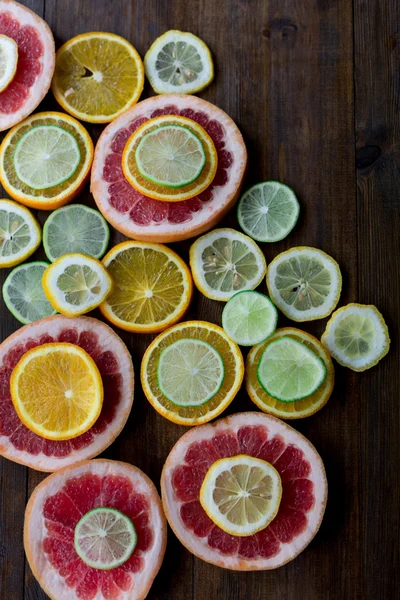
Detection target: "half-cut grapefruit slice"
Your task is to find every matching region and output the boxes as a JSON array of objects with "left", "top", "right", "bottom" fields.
[
  {"left": 0, "top": 315, "right": 134, "bottom": 471},
  {"left": 24, "top": 459, "right": 167, "bottom": 600},
  {"left": 91, "top": 94, "right": 247, "bottom": 243},
  {"left": 0, "top": 1, "right": 55, "bottom": 131},
  {"left": 161, "top": 411, "right": 327, "bottom": 570}
]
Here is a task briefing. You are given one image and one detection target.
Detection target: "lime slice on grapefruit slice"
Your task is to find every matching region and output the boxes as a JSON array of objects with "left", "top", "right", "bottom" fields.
[
  {"left": 144, "top": 30, "right": 214, "bottom": 94},
  {"left": 74, "top": 506, "right": 137, "bottom": 570},
  {"left": 266, "top": 246, "right": 342, "bottom": 321},
  {"left": 0, "top": 34, "right": 18, "bottom": 93},
  {"left": 43, "top": 204, "right": 110, "bottom": 262},
  {"left": 3, "top": 261, "right": 56, "bottom": 324},
  {"left": 200, "top": 455, "right": 282, "bottom": 536},
  {"left": 321, "top": 303, "right": 390, "bottom": 371},
  {"left": 136, "top": 124, "right": 206, "bottom": 187},
  {"left": 14, "top": 125, "right": 80, "bottom": 189},
  {"left": 190, "top": 228, "right": 267, "bottom": 301},
  {"left": 246, "top": 328, "right": 335, "bottom": 419},
  {"left": 222, "top": 290, "right": 278, "bottom": 346},
  {"left": 157, "top": 338, "right": 224, "bottom": 406},
  {"left": 257, "top": 337, "right": 326, "bottom": 402},
  {"left": 238, "top": 181, "right": 300, "bottom": 242}
]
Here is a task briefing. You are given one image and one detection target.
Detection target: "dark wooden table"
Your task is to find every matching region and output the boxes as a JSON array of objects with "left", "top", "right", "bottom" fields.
[{"left": 1, "top": 1, "right": 399, "bottom": 598}]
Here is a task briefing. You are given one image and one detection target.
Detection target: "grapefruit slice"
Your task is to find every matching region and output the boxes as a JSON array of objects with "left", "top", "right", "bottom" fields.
[
  {"left": 91, "top": 95, "right": 247, "bottom": 243},
  {"left": 0, "top": 315, "right": 134, "bottom": 471},
  {"left": 161, "top": 412, "right": 327, "bottom": 570},
  {"left": 0, "top": 1, "right": 55, "bottom": 131},
  {"left": 25, "top": 459, "right": 167, "bottom": 600}
]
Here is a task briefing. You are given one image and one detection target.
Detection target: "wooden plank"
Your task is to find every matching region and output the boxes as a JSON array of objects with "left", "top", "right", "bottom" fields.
[{"left": 353, "top": 1, "right": 400, "bottom": 598}]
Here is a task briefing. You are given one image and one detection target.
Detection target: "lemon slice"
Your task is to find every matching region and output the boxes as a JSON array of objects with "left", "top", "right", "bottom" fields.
[
  {"left": 100, "top": 241, "right": 193, "bottom": 334},
  {"left": 266, "top": 246, "right": 342, "bottom": 321},
  {"left": 0, "top": 34, "right": 18, "bottom": 93},
  {"left": 43, "top": 253, "right": 112, "bottom": 317},
  {"left": 200, "top": 455, "right": 282, "bottom": 536},
  {"left": 122, "top": 115, "right": 217, "bottom": 202},
  {"left": 144, "top": 30, "right": 214, "bottom": 94},
  {"left": 321, "top": 303, "right": 390, "bottom": 371},
  {"left": 190, "top": 228, "right": 267, "bottom": 301},
  {"left": 10, "top": 342, "right": 103, "bottom": 440},
  {"left": 0, "top": 199, "right": 41, "bottom": 268},
  {"left": 51, "top": 32, "right": 144, "bottom": 123}
]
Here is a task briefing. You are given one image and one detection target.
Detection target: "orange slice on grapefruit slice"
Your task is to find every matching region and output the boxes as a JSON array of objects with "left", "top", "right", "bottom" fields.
[{"left": 122, "top": 114, "right": 218, "bottom": 202}]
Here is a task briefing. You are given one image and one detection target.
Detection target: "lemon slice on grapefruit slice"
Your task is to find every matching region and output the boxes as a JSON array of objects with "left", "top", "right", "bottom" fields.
[
  {"left": 0, "top": 34, "right": 18, "bottom": 93},
  {"left": 100, "top": 241, "right": 193, "bottom": 334},
  {"left": 52, "top": 32, "right": 144, "bottom": 123},
  {"left": 246, "top": 328, "right": 335, "bottom": 419},
  {"left": 10, "top": 342, "right": 103, "bottom": 440},
  {"left": 200, "top": 455, "right": 282, "bottom": 536},
  {"left": 144, "top": 30, "right": 214, "bottom": 94},
  {"left": 122, "top": 114, "right": 218, "bottom": 202},
  {"left": 321, "top": 303, "right": 390, "bottom": 371},
  {"left": 141, "top": 321, "right": 244, "bottom": 425}
]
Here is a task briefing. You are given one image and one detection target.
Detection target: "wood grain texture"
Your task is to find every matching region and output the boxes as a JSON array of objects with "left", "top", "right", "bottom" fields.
[{"left": 0, "top": 0, "right": 397, "bottom": 598}]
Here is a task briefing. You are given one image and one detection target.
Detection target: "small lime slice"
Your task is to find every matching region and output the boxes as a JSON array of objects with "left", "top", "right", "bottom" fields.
[
  {"left": 222, "top": 291, "right": 278, "bottom": 346},
  {"left": 3, "top": 261, "right": 57, "bottom": 324},
  {"left": 14, "top": 125, "right": 81, "bottom": 190},
  {"left": 74, "top": 507, "right": 137, "bottom": 570},
  {"left": 43, "top": 204, "right": 110, "bottom": 262},
  {"left": 157, "top": 338, "right": 225, "bottom": 406},
  {"left": 135, "top": 124, "right": 206, "bottom": 188},
  {"left": 144, "top": 30, "right": 214, "bottom": 94},
  {"left": 238, "top": 181, "right": 300, "bottom": 242},
  {"left": 257, "top": 336, "right": 326, "bottom": 402}
]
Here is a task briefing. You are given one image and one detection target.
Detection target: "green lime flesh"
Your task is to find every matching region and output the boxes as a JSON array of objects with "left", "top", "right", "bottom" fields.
[
  {"left": 135, "top": 124, "right": 206, "bottom": 188},
  {"left": 155, "top": 40, "right": 205, "bottom": 86},
  {"left": 43, "top": 204, "right": 110, "bottom": 262},
  {"left": 74, "top": 507, "right": 137, "bottom": 570},
  {"left": 222, "top": 290, "right": 278, "bottom": 346},
  {"left": 257, "top": 336, "right": 326, "bottom": 402},
  {"left": 3, "top": 261, "right": 56, "bottom": 324},
  {"left": 14, "top": 125, "right": 81, "bottom": 190},
  {"left": 238, "top": 181, "right": 300, "bottom": 242},
  {"left": 157, "top": 338, "right": 225, "bottom": 406}
]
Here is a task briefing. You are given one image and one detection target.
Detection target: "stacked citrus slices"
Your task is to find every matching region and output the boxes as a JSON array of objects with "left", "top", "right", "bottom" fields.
[{"left": 91, "top": 94, "right": 247, "bottom": 242}]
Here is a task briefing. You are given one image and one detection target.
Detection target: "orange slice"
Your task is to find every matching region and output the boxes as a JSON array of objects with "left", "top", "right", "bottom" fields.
[
  {"left": 51, "top": 32, "right": 144, "bottom": 123},
  {"left": 122, "top": 114, "right": 218, "bottom": 202},
  {"left": 246, "top": 327, "right": 335, "bottom": 419},
  {"left": 10, "top": 342, "right": 103, "bottom": 440},
  {"left": 0, "top": 111, "right": 93, "bottom": 210}
]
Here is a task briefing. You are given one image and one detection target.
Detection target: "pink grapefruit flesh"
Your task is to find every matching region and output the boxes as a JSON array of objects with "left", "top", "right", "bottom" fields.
[
  {"left": 91, "top": 95, "right": 247, "bottom": 243},
  {"left": 0, "top": 1, "right": 55, "bottom": 131},
  {"left": 161, "top": 412, "right": 327, "bottom": 570},
  {"left": 0, "top": 315, "right": 134, "bottom": 471},
  {"left": 24, "top": 459, "right": 167, "bottom": 600}
]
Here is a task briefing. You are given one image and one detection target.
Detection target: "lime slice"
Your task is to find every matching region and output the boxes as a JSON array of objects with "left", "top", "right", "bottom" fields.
[
  {"left": 0, "top": 34, "right": 18, "bottom": 93},
  {"left": 257, "top": 337, "right": 326, "bottom": 402},
  {"left": 237, "top": 181, "right": 300, "bottom": 242},
  {"left": 190, "top": 228, "right": 267, "bottom": 301},
  {"left": 135, "top": 124, "right": 206, "bottom": 188},
  {"left": 43, "top": 204, "right": 110, "bottom": 262},
  {"left": 199, "top": 455, "right": 282, "bottom": 536},
  {"left": 157, "top": 338, "right": 224, "bottom": 406},
  {"left": 14, "top": 125, "right": 81, "bottom": 190},
  {"left": 0, "top": 199, "right": 41, "bottom": 268},
  {"left": 321, "top": 303, "right": 390, "bottom": 371},
  {"left": 222, "top": 291, "right": 278, "bottom": 346},
  {"left": 74, "top": 507, "right": 137, "bottom": 570},
  {"left": 266, "top": 246, "right": 342, "bottom": 321},
  {"left": 3, "top": 261, "right": 57, "bottom": 325},
  {"left": 144, "top": 30, "right": 214, "bottom": 94},
  {"left": 42, "top": 253, "right": 113, "bottom": 317}
]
